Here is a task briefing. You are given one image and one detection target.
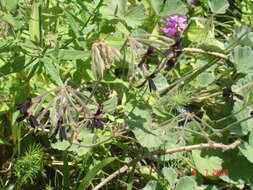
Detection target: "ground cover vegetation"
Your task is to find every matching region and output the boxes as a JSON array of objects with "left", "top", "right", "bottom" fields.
[{"left": 1, "top": 0, "right": 253, "bottom": 189}]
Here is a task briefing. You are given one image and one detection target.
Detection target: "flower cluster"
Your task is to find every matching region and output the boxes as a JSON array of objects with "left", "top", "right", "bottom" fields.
[{"left": 160, "top": 14, "right": 188, "bottom": 40}]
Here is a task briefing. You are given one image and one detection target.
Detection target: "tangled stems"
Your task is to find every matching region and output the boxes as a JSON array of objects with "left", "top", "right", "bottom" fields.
[{"left": 93, "top": 140, "right": 241, "bottom": 190}]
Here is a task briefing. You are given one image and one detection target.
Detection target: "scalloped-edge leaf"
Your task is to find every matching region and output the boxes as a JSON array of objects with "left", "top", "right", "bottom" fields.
[
  {"left": 162, "top": 167, "right": 178, "bottom": 188},
  {"left": 220, "top": 150, "right": 253, "bottom": 185},
  {"left": 153, "top": 73, "right": 169, "bottom": 91},
  {"left": 141, "top": 180, "right": 163, "bottom": 190},
  {"left": 230, "top": 46, "right": 253, "bottom": 73},
  {"left": 124, "top": 4, "right": 146, "bottom": 28},
  {"left": 208, "top": 0, "right": 229, "bottom": 14},
  {"left": 126, "top": 107, "right": 163, "bottom": 148},
  {"left": 192, "top": 149, "right": 223, "bottom": 177},
  {"left": 161, "top": 0, "right": 188, "bottom": 16},
  {"left": 102, "top": 96, "right": 118, "bottom": 112},
  {"left": 175, "top": 176, "right": 197, "bottom": 190},
  {"left": 239, "top": 130, "right": 253, "bottom": 163},
  {"left": 231, "top": 101, "right": 253, "bottom": 135},
  {"left": 149, "top": 0, "right": 163, "bottom": 15}
]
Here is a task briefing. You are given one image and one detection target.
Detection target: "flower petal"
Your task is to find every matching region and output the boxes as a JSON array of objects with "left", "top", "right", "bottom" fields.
[
  {"left": 160, "top": 27, "right": 170, "bottom": 33},
  {"left": 160, "top": 18, "right": 169, "bottom": 23},
  {"left": 170, "top": 14, "right": 179, "bottom": 20},
  {"left": 177, "top": 15, "right": 187, "bottom": 23},
  {"left": 160, "top": 14, "right": 188, "bottom": 39},
  {"left": 180, "top": 23, "right": 188, "bottom": 30}
]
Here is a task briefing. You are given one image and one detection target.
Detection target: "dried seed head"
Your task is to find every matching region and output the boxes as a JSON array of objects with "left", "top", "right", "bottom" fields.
[{"left": 91, "top": 42, "right": 121, "bottom": 79}]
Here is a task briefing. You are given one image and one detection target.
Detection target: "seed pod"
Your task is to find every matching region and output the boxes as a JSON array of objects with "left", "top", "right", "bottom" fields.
[
  {"left": 147, "top": 46, "right": 154, "bottom": 55},
  {"left": 92, "top": 44, "right": 105, "bottom": 80},
  {"left": 16, "top": 114, "right": 28, "bottom": 122},
  {"left": 49, "top": 127, "right": 59, "bottom": 143},
  {"left": 16, "top": 97, "right": 32, "bottom": 114},
  {"left": 59, "top": 127, "right": 67, "bottom": 142},
  {"left": 57, "top": 117, "right": 67, "bottom": 141},
  {"left": 233, "top": 93, "right": 244, "bottom": 100},
  {"left": 148, "top": 79, "right": 157, "bottom": 92},
  {"left": 95, "top": 104, "right": 104, "bottom": 116},
  {"left": 136, "top": 79, "right": 147, "bottom": 89},
  {"left": 90, "top": 118, "right": 104, "bottom": 131},
  {"left": 28, "top": 115, "right": 39, "bottom": 128}
]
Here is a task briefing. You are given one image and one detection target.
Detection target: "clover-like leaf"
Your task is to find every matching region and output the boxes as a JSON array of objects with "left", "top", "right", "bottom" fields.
[
  {"left": 208, "top": 0, "right": 229, "bottom": 14},
  {"left": 230, "top": 46, "right": 253, "bottom": 73}
]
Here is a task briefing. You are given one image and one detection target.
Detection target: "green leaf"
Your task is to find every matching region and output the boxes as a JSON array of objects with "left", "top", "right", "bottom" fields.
[
  {"left": 5, "top": 0, "right": 19, "bottom": 11},
  {"left": 58, "top": 49, "right": 90, "bottom": 60},
  {"left": 226, "top": 26, "right": 252, "bottom": 48},
  {"left": 102, "top": 96, "right": 118, "bottom": 112},
  {"left": 0, "top": 56, "right": 24, "bottom": 77},
  {"left": 230, "top": 74, "right": 253, "bottom": 135},
  {"left": 51, "top": 129, "right": 94, "bottom": 155},
  {"left": 1, "top": 14, "right": 16, "bottom": 27},
  {"left": 153, "top": 73, "right": 169, "bottom": 91},
  {"left": 115, "top": 22, "right": 130, "bottom": 35},
  {"left": 124, "top": 4, "right": 146, "bottom": 28},
  {"left": 232, "top": 74, "right": 253, "bottom": 101},
  {"left": 195, "top": 72, "right": 215, "bottom": 87},
  {"left": 41, "top": 57, "right": 63, "bottom": 85},
  {"left": 162, "top": 167, "right": 178, "bottom": 188},
  {"left": 81, "top": 24, "right": 96, "bottom": 36},
  {"left": 142, "top": 180, "right": 163, "bottom": 190},
  {"left": 175, "top": 177, "right": 197, "bottom": 190},
  {"left": 149, "top": 0, "right": 163, "bottom": 15},
  {"left": 238, "top": 32, "right": 253, "bottom": 47},
  {"left": 126, "top": 107, "right": 163, "bottom": 148},
  {"left": 199, "top": 39, "right": 225, "bottom": 52},
  {"left": 29, "top": 1, "right": 41, "bottom": 44},
  {"left": 220, "top": 150, "right": 253, "bottom": 185},
  {"left": 161, "top": 0, "right": 188, "bottom": 16},
  {"left": 68, "top": 128, "right": 95, "bottom": 156},
  {"left": 231, "top": 101, "right": 253, "bottom": 135},
  {"left": 0, "top": 56, "right": 39, "bottom": 77},
  {"left": 239, "top": 142, "right": 253, "bottom": 164},
  {"left": 192, "top": 149, "right": 223, "bottom": 177},
  {"left": 208, "top": 0, "right": 229, "bottom": 14},
  {"left": 113, "top": 0, "right": 127, "bottom": 15},
  {"left": 0, "top": 138, "right": 11, "bottom": 146},
  {"left": 230, "top": 46, "right": 253, "bottom": 73},
  {"left": 186, "top": 19, "right": 214, "bottom": 42},
  {"left": 100, "top": 0, "right": 127, "bottom": 19},
  {"left": 51, "top": 141, "right": 71, "bottom": 150},
  {"left": 77, "top": 157, "right": 116, "bottom": 190},
  {"left": 209, "top": 187, "right": 219, "bottom": 190},
  {"left": 106, "top": 36, "right": 126, "bottom": 48},
  {"left": 64, "top": 10, "right": 80, "bottom": 37},
  {"left": 240, "top": 129, "right": 253, "bottom": 164}
]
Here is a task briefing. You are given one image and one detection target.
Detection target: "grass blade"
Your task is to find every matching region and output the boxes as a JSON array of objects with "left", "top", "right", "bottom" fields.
[{"left": 77, "top": 157, "right": 116, "bottom": 190}]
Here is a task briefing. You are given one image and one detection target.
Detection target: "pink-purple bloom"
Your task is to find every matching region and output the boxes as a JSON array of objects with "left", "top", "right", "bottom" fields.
[{"left": 160, "top": 14, "right": 188, "bottom": 40}]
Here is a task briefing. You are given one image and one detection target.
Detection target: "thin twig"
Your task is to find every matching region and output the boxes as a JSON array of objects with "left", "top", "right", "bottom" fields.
[
  {"left": 178, "top": 48, "right": 228, "bottom": 60},
  {"left": 93, "top": 140, "right": 241, "bottom": 190},
  {"left": 72, "top": 136, "right": 113, "bottom": 148},
  {"left": 212, "top": 115, "right": 253, "bottom": 136},
  {"left": 192, "top": 115, "right": 222, "bottom": 137}
]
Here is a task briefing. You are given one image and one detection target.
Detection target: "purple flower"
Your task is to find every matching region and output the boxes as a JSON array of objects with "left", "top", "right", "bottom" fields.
[{"left": 160, "top": 14, "right": 188, "bottom": 40}]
